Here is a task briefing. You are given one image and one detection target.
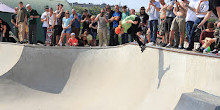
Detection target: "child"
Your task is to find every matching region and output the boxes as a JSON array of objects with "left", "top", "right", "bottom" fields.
[
  {"left": 68, "top": 33, "right": 78, "bottom": 46},
  {"left": 89, "top": 16, "right": 97, "bottom": 46}
]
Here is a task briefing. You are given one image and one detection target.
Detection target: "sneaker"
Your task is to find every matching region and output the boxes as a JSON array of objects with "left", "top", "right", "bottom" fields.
[
  {"left": 185, "top": 47, "right": 193, "bottom": 51},
  {"left": 196, "top": 47, "right": 204, "bottom": 53},
  {"left": 173, "top": 45, "right": 179, "bottom": 48},
  {"left": 166, "top": 43, "right": 172, "bottom": 48},
  {"left": 178, "top": 45, "right": 184, "bottom": 49},
  {"left": 20, "top": 41, "right": 24, "bottom": 44},
  {"left": 147, "top": 42, "right": 155, "bottom": 46},
  {"left": 161, "top": 43, "right": 167, "bottom": 47},
  {"left": 141, "top": 45, "right": 146, "bottom": 53}
]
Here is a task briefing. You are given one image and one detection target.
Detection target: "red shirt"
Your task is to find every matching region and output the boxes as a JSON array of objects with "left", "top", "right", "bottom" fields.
[
  {"left": 200, "top": 30, "right": 214, "bottom": 44},
  {"left": 68, "top": 38, "right": 78, "bottom": 46}
]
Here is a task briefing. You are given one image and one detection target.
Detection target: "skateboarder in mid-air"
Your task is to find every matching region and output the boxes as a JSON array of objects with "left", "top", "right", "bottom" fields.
[{"left": 115, "top": 9, "right": 147, "bottom": 52}]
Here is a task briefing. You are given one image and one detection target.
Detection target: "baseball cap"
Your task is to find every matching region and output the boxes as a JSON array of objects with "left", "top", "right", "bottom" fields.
[
  {"left": 71, "top": 33, "right": 75, "bottom": 36},
  {"left": 44, "top": 5, "right": 49, "bottom": 9},
  {"left": 26, "top": 4, "right": 31, "bottom": 8}
]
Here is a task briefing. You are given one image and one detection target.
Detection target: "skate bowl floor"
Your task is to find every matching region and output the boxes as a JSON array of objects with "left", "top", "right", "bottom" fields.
[{"left": 0, "top": 42, "right": 220, "bottom": 110}]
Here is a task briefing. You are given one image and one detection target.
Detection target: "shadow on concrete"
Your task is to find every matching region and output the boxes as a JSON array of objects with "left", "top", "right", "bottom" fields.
[
  {"left": 2, "top": 47, "right": 88, "bottom": 94},
  {"left": 157, "top": 50, "right": 170, "bottom": 89}
]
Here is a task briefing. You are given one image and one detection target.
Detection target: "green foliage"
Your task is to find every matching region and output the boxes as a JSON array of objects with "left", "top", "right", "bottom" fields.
[
  {"left": 208, "top": 17, "right": 218, "bottom": 23},
  {"left": 73, "top": 6, "right": 101, "bottom": 16}
]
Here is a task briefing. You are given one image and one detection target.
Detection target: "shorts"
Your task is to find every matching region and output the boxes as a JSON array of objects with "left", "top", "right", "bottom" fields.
[
  {"left": 90, "top": 31, "right": 97, "bottom": 40},
  {"left": 54, "top": 25, "right": 63, "bottom": 36},
  {"left": 159, "top": 19, "right": 166, "bottom": 36},
  {"left": 170, "top": 16, "right": 186, "bottom": 33},
  {"left": 62, "top": 28, "right": 72, "bottom": 34},
  {"left": 165, "top": 17, "right": 174, "bottom": 32}
]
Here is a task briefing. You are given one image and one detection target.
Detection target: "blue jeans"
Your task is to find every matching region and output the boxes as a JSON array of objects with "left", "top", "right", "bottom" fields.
[
  {"left": 62, "top": 28, "right": 72, "bottom": 34},
  {"left": 90, "top": 31, "right": 97, "bottom": 40},
  {"left": 186, "top": 21, "right": 194, "bottom": 48},
  {"left": 43, "top": 27, "right": 47, "bottom": 42},
  {"left": 149, "top": 20, "right": 158, "bottom": 43},
  {"left": 121, "top": 33, "right": 128, "bottom": 44},
  {"left": 188, "top": 18, "right": 207, "bottom": 49}
]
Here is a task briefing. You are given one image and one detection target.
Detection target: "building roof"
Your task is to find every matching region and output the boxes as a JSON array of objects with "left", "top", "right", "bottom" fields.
[
  {"left": 0, "top": 2, "right": 15, "bottom": 13},
  {"left": 0, "top": 0, "right": 72, "bottom": 14}
]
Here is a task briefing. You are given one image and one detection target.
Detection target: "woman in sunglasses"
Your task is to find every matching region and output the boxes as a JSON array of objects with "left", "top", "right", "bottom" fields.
[{"left": 58, "top": 10, "right": 72, "bottom": 46}]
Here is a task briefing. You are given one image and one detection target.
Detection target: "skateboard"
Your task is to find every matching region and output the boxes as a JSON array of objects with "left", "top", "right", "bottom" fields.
[
  {"left": 45, "top": 29, "right": 53, "bottom": 46},
  {"left": 9, "top": 31, "right": 19, "bottom": 42}
]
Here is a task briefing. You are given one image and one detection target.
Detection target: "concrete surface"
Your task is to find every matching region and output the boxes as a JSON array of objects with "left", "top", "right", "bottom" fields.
[
  {"left": 0, "top": 43, "right": 220, "bottom": 110},
  {"left": 175, "top": 89, "right": 220, "bottom": 110}
]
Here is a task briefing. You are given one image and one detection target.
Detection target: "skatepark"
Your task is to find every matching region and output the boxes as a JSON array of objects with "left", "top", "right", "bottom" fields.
[{"left": 1, "top": 43, "right": 220, "bottom": 110}]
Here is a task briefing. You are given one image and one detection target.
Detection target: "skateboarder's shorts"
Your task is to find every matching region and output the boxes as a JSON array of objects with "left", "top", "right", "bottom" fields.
[
  {"left": 62, "top": 28, "right": 72, "bottom": 34},
  {"left": 54, "top": 25, "right": 63, "bottom": 36}
]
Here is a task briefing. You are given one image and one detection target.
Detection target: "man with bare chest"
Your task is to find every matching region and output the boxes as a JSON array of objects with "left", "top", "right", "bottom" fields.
[
  {"left": 159, "top": 2, "right": 167, "bottom": 46},
  {"left": 167, "top": 0, "right": 188, "bottom": 49}
]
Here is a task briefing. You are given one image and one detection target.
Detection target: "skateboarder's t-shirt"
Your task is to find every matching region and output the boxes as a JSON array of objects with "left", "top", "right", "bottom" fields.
[
  {"left": 68, "top": 38, "right": 78, "bottom": 46},
  {"left": 122, "top": 15, "right": 136, "bottom": 33}
]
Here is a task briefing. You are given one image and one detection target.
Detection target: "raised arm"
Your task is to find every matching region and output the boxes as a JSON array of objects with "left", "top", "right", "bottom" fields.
[{"left": 198, "top": 11, "right": 212, "bottom": 28}]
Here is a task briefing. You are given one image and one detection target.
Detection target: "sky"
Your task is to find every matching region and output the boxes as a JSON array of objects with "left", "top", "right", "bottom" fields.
[{"left": 67, "top": 0, "right": 149, "bottom": 11}]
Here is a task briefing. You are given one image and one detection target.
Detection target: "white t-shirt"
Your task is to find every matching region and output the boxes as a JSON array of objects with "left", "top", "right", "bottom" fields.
[
  {"left": 41, "top": 12, "right": 48, "bottom": 27},
  {"left": 48, "top": 12, "right": 58, "bottom": 26},
  {"left": 186, "top": 0, "right": 200, "bottom": 22},
  {"left": 196, "top": 1, "right": 209, "bottom": 18},
  {"left": 149, "top": 1, "right": 161, "bottom": 21}
]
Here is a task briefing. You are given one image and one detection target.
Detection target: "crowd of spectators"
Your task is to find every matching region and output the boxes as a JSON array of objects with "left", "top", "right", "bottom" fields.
[{"left": 0, "top": 0, "right": 220, "bottom": 54}]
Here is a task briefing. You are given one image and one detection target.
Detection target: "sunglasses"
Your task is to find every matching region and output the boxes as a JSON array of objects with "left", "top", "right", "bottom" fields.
[
  {"left": 141, "top": 9, "right": 145, "bottom": 10},
  {"left": 106, "top": 8, "right": 110, "bottom": 9}
]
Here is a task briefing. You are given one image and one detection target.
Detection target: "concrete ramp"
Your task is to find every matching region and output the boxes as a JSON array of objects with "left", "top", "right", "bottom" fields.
[
  {"left": 0, "top": 43, "right": 220, "bottom": 110},
  {"left": 0, "top": 43, "right": 23, "bottom": 76},
  {"left": 175, "top": 89, "right": 220, "bottom": 110}
]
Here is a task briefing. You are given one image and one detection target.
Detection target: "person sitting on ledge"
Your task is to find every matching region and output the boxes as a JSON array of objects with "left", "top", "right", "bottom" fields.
[{"left": 196, "top": 22, "right": 216, "bottom": 52}]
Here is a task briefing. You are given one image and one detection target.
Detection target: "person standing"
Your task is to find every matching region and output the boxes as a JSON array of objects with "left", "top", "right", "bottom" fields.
[
  {"left": 185, "top": 0, "right": 209, "bottom": 50},
  {"left": 47, "top": 8, "right": 57, "bottom": 45},
  {"left": 70, "top": 9, "right": 81, "bottom": 38},
  {"left": 11, "top": 7, "right": 19, "bottom": 39},
  {"left": 95, "top": 8, "right": 109, "bottom": 47},
  {"left": 81, "top": 9, "right": 91, "bottom": 34},
  {"left": 198, "top": 0, "right": 220, "bottom": 28},
  {"left": 109, "top": 5, "right": 122, "bottom": 46},
  {"left": 164, "top": 0, "right": 176, "bottom": 46},
  {"left": 147, "top": 0, "right": 161, "bottom": 45},
  {"left": 41, "top": 6, "right": 49, "bottom": 42},
  {"left": 54, "top": 4, "right": 65, "bottom": 45},
  {"left": 184, "top": 0, "right": 200, "bottom": 49},
  {"left": 167, "top": 0, "right": 188, "bottom": 49},
  {"left": 58, "top": 10, "right": 72, "bottom": 46},
  {"left": 89, "top": 16, "right": 98, "bottom": 46},
  {"left": 158, "top": 1, "right": 167, "bottom": 47},
  {"left": 121, "top": 5, "right": 130, "bottom": 44},
  {"left": 16, "top": 2, "right": 27, "bottom": 44},
  {"left": 105, "top": 5, "right": 114, "bottom": 46},
  {"left": 26, "top": 4, "right": 40, "bottom": 44}
]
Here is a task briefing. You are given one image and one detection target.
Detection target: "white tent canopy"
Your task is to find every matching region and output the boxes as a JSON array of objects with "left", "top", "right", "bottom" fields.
[{"left": 0, "top": 2, "right": 15, "bottom": 13}]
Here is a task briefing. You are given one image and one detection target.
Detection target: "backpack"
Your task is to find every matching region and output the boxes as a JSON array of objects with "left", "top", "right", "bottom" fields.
[
  {"left": 193, "top": 24, "right": 205, "bottom": 42},
  {"left": 214, "top": 28, "right": 220, "bottom": 49}
]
